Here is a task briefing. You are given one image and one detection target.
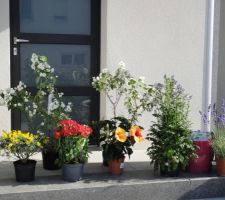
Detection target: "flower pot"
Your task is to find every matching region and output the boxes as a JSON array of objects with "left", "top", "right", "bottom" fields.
[
  {"left": 160, "top": 163, "right": 179, "bottom": 177},
  {"left": 188, "top": 140, "right": 213, "bottom": 173},
  {"left": 62, "top": 163, "right": 84, "bottom": 182},
  {"left": 42, "top": 149, "right": 61, "bottom": 170},
  {"left": 102, "top": 150, "right": 108, "bottom": 166},
  {"left": 216, "top": 157, "right": 225, "bottom": 176},
  {"left": 13, "top": 160, "right": 36, "bottom": 182},
  {"left": 108, "top": 157, "right": 125, "bottom": 175}
]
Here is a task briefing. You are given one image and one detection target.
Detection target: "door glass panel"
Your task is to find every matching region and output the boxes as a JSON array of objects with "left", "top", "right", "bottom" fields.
[
  {"left": 20, "top": 44, "right": 91, "bottom": 86},
  {"left": 20, "top": 0, "right": 91, "bottom": 35},
  {"left": 62, "top": 96, "right": 90, "bottom": 124},
  {"left": 21, "top": 96, "right": 90, "bottom": 132}
]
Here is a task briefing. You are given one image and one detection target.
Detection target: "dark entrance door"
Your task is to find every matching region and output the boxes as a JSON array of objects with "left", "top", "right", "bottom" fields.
[{"left": 10, "top": 0, "right": 100, "bottom": 144}]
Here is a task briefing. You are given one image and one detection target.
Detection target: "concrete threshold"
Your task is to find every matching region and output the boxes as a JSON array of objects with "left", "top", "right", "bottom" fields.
[{"left": 0, "top": 149, "right": 225, "bottom": 200}]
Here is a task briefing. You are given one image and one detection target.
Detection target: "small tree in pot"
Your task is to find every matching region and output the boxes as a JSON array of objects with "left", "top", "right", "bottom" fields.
[
  {"left": 0, "top": 53, "right": 73, "bottom": 170},
  {"left": 146, "top": 76, "right": 195, "bottom": 176}
]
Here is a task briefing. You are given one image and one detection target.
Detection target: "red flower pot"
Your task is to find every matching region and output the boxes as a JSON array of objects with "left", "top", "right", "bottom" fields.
[{"left": 188, "top": 141, "right": 213, "bottom": 173}]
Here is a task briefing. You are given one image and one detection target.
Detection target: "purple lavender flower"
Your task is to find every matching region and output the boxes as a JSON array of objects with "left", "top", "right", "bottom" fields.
[{"left": 154, "top": 83, "right": 163, "bottom": 90}]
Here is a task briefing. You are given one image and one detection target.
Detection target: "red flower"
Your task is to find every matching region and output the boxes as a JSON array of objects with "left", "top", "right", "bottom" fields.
[
  {"left": 78, "top": 125, "right": 93, "bottom": 137},
  {"left": 54, "top": 131, "right": 61, "bottom": 140},
  {"left": 55, "top": 119, "right": 93, "bottom": 138}
]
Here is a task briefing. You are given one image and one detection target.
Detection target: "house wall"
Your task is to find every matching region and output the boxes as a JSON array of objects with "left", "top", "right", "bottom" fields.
[
  {"left": 217, "top": 0, "right": 225, "bottom": 106},
  {"left": 0, "top": 0, "right": 10, "bottom": 132},
  {"left": 0, "top": 0, "right": 208, "bottom": 143},
  {"left": 101, "top": 0, "right": 207, "bottom": 142}
]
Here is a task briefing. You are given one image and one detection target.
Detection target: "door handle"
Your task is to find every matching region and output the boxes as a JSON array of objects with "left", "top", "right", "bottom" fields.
[{"left": 14, "top": 37, "right": 30, "bottom": 45}]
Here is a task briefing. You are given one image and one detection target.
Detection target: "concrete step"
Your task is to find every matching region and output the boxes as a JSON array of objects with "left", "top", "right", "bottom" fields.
[
  {"left": 0, "top": 150, "right": 225, "bottom": 200},
  {"left": 0, "top": 171, "right": 225, "bottom": 200}
]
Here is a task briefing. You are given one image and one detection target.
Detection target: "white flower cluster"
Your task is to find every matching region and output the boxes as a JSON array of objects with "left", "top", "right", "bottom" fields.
[
  {"left": 0, "top": 81, "right": 29, "bottom": 107},
  {"left": 118, "top": 61, "right": 126, "bottom": 70},
  {"left": 31, "top": 53, "right": 55, "bottom": 79},
  {"left": 65, "top": 102, "right": 72, "bottom": 112},
  {"left": 24, "top": 102, "right": 38, "bottom": 117},
  {"left": 49, "top": 98, "right": 60, "bottom": 112},
  {"left": 48, "top": 96, "right": 72, "bottom": 114},
  {"left": 16, "top": 81, "right": 27, "bottom": 91}
]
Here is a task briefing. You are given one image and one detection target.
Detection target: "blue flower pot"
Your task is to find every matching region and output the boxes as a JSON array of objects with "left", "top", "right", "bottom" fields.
[{"left": 62, "top": 163, "right": 84, "bottom": 182}]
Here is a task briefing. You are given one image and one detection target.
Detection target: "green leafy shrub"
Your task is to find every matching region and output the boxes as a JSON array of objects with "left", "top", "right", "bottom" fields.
[{"left": 146, "top": 76, "right": 195, "bottom": 172}]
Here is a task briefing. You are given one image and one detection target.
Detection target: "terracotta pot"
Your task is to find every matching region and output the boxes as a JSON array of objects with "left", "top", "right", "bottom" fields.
[
  {"left": 108, "top": 157, "right": 125, "bottom": 175},
  {"left": 216, "top": 157, "right": 225, "bottom": 176}
]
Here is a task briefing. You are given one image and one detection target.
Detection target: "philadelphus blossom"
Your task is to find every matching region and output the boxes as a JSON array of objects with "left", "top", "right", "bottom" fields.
[
  {"left": 118, "top": 61, "right": 126, "bottom": 69},
  {"left": 58, "top": 92, "right": 64, "bottom": 98},
  {"left": 40, "top": 73, "right": 46, "bottom": 77},
  {"left": 49, "top": 99, "right": 60, "bottom": 111},
  {"left": 65, "top": 105, "right": 72, "bottom": 112},
  {"left": 138, "top": 76, "right": 145, "bottom": 83}
]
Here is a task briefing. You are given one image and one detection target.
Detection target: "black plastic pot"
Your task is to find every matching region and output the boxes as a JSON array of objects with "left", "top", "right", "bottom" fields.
[
  {"left": 42, "top": 149, "right": 61, "bottom": 170},
  {"left": 102, "top": 150, "right": 108, "bottom": 166},
  {"left": 13, "top": 160, "right": 36, "bottom": 182},
  {"left": 160, "top": 164, "right": 180, "bottom": 177}
]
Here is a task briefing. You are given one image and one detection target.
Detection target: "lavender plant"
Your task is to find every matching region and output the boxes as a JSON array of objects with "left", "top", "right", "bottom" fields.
[{"left": 200, "top": 100, "right": 225, "bottom": 158}]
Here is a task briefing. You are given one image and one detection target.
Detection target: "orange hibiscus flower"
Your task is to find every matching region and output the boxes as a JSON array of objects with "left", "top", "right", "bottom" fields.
[
  {"left": 115, "top": 127, "right": 127, "bottom": 142},
  {"left": 129, "top": 126, "right": 144, "bottom": 143}
]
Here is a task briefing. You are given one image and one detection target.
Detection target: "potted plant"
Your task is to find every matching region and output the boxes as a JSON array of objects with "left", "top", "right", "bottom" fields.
[
  {"left": 0, "top": 130, "right": 46, "bottom": 182},
  {"left": 146, "top": 76, "right": 196, "bottom": 176},
  {"left": 54, "top": 119, "right": 93, "bottom": 182},
  {"left": 213, "top": 134, "right": 225, "bottom": 176},
  {"left": 0, "top": 53, "right": 73, "bottom": 170},
  {"left": 98, "top": 117, "right": 144, "bottom": 175},
  {"left": 200, "top": 100, "right": 225, "bottom": 176},
  {"left": 92, "top": 62, "right": 153, "bottom": 166}
]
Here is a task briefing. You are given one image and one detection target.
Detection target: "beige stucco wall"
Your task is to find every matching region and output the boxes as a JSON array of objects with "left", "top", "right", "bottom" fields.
[
  {"left": 0, "top": 0, "right": 208, "bottom": 141},
  {"left": 101, "top": 0, "right": 207, "bottom": 139},
  {"left": 0, "top": 0, "right": 10, "bottom": 132},
  {"left": 217, "top": 0, "right": 225, "bottom": 106}
]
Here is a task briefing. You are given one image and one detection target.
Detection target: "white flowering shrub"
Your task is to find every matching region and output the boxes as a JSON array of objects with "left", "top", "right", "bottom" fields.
[
  {"left": 0, "top": 53, "right": 72, "bottom": 137},
  {"left": 92, "top": 61, "right": 154, "bottom": 123}
]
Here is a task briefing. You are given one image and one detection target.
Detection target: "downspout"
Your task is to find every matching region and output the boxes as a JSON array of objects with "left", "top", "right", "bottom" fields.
[{"left": 203, "top": 0, "right": 215, "bottom": 132}]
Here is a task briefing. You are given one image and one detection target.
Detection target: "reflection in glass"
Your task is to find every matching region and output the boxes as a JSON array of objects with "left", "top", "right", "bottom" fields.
[
  {"left": 21, "top": 0, "right": 33, "bottom": 20},
  {"left": 63, "top": 96, "right": 90, "bottom": 124},
  {"left": 20, "top": 0, "right": 90, "bottom": 35},
  {"left": 54, "top": 0, "right": 68, "bottom": 21},
  {"left": 20, "top": 44, "right": 91, "bottom": 87}
]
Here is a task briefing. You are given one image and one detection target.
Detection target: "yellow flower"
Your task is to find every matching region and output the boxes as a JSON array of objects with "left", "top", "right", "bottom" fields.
[
  {"left": 115, "top": 127, "right": 127, "bottom": 142},
  {"left": 3, "top": 132, "right": 8, "bottom": 139},
  {"left": 7, "top": 143, "right": 13, "bottom": 150},
  {"left": 130, "top": 126, "right": 144, "bottom": 143}
]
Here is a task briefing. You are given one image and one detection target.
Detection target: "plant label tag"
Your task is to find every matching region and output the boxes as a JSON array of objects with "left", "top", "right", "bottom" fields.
[{"left": 120, "top": 163, "right": 124, "bottom": 169}]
